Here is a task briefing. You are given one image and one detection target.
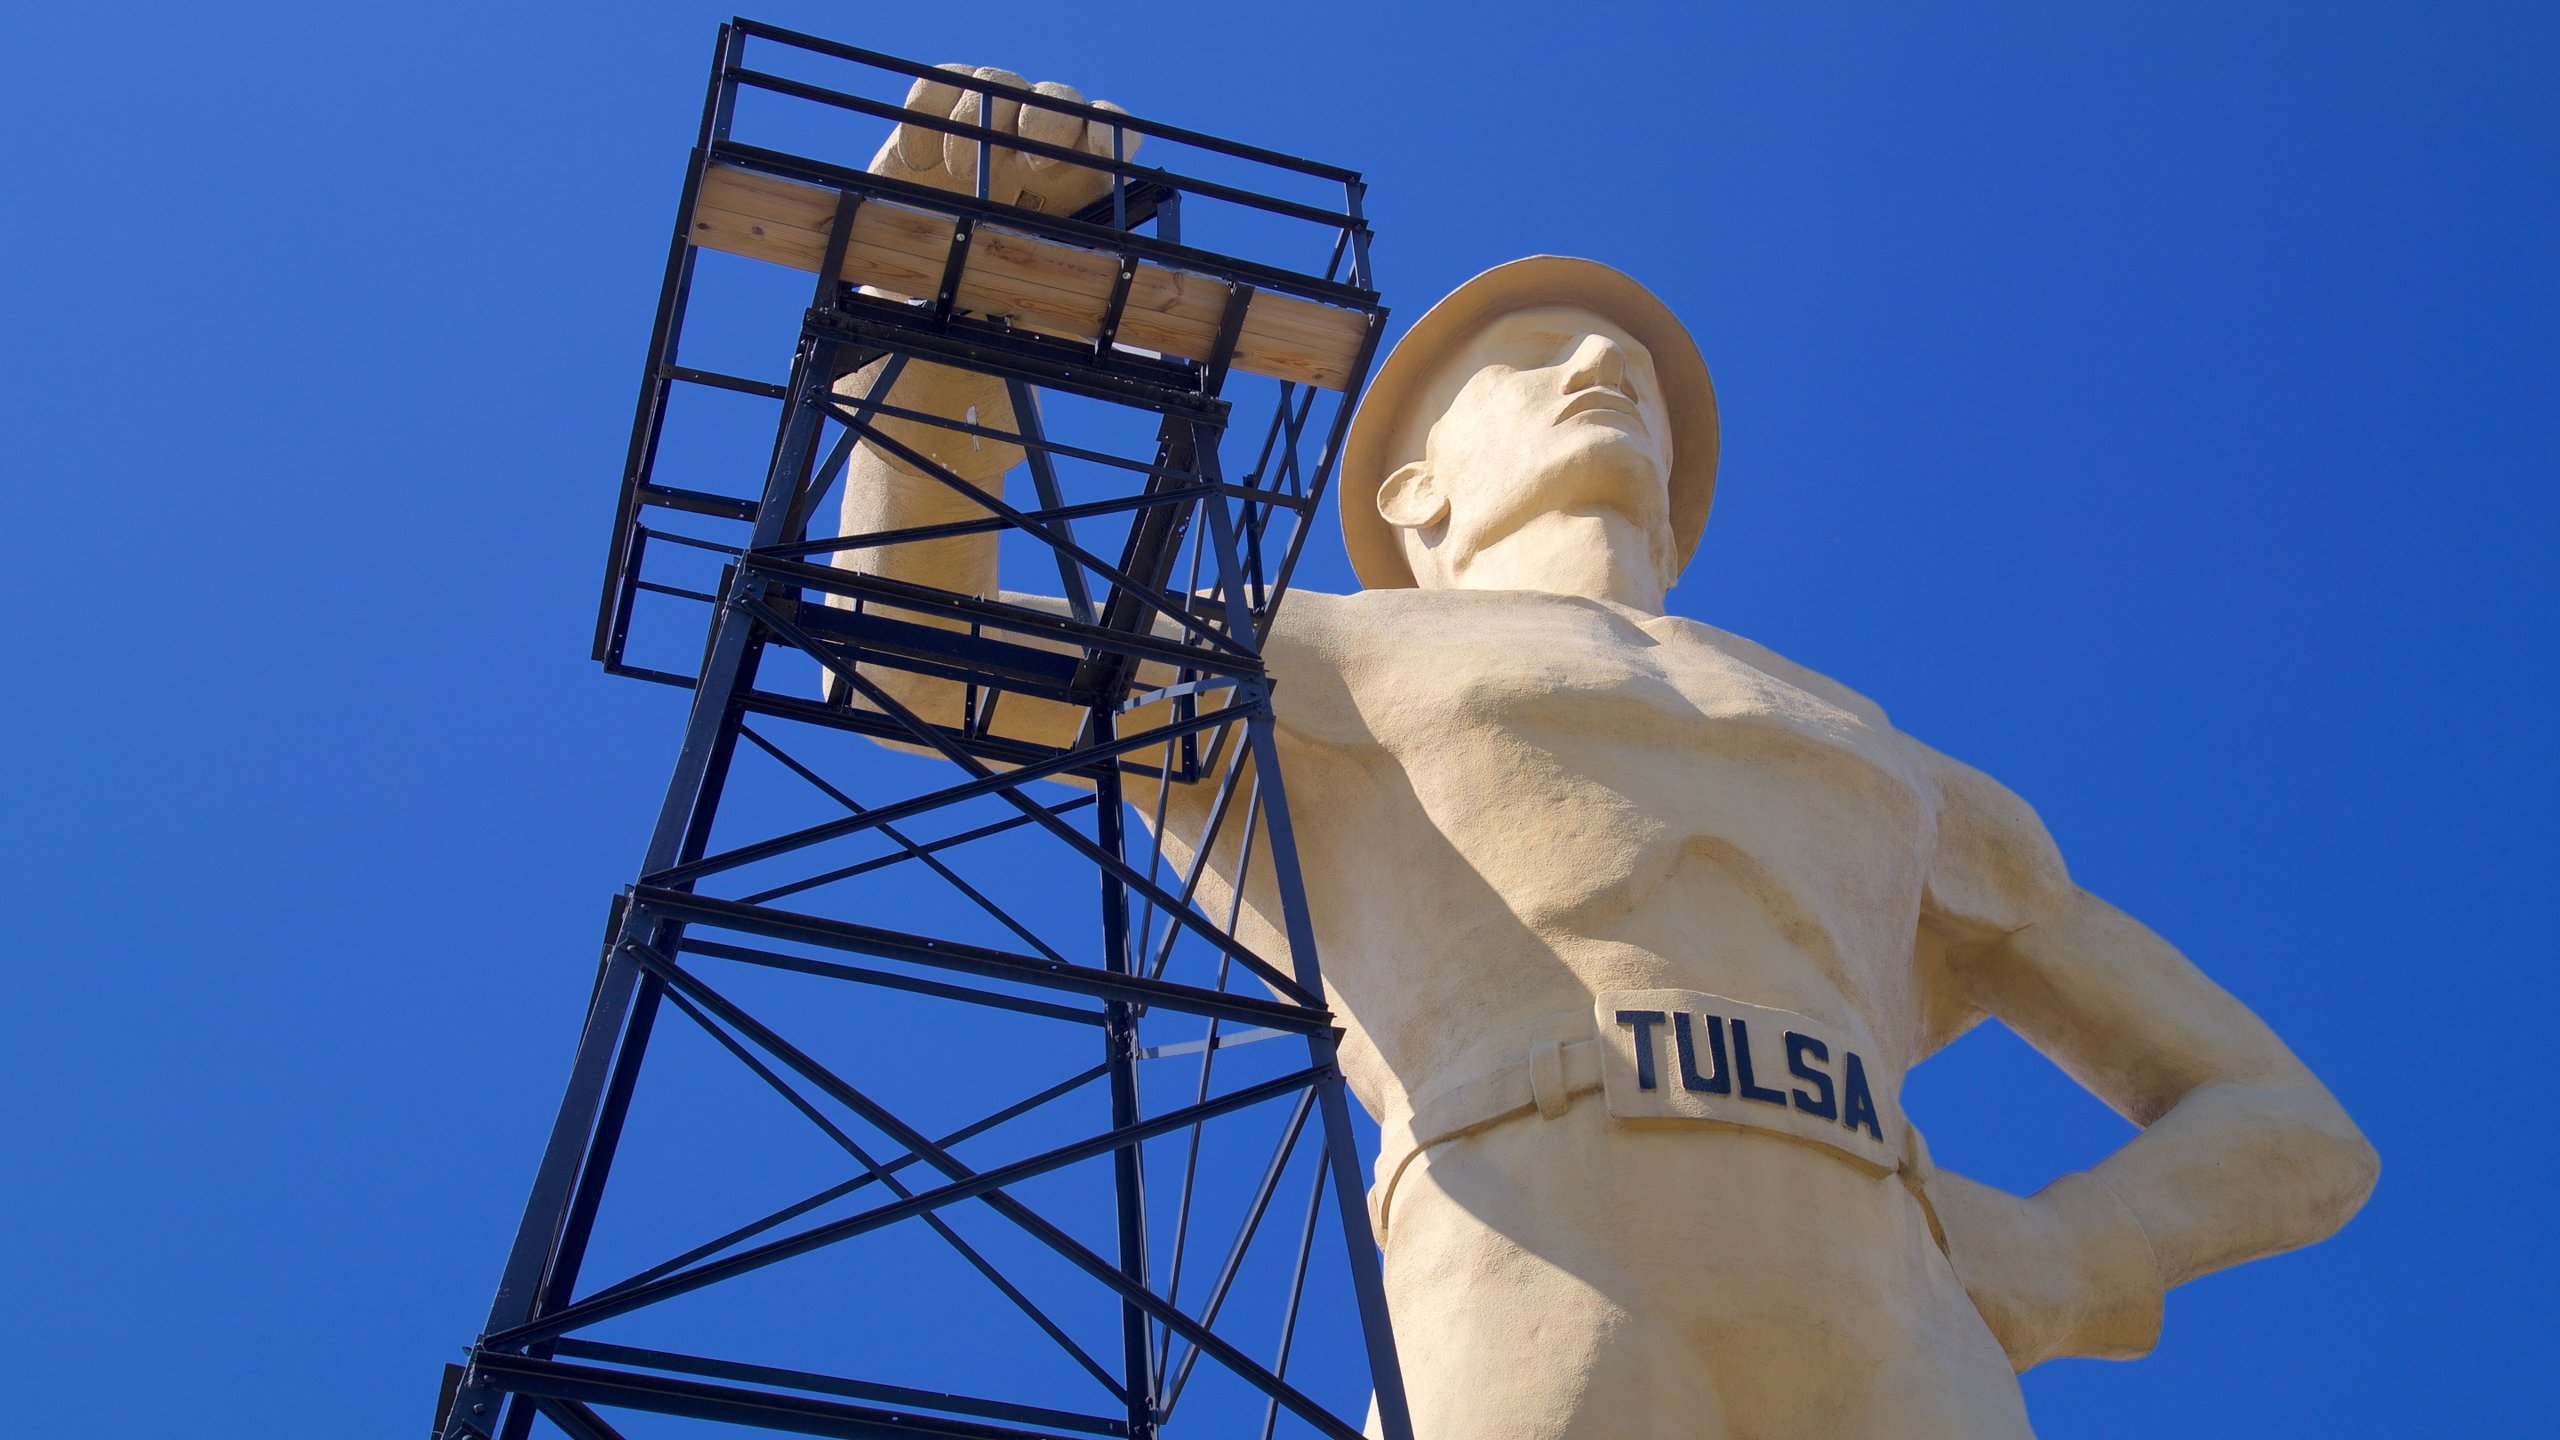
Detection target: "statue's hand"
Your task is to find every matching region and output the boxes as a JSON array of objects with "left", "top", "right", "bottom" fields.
[
  {"left": 1927, "top": 1168, "right": 2166, "bottom": 1371},
  {"left": 870, "top": 66, "right": 1138, "bottom": 216}
]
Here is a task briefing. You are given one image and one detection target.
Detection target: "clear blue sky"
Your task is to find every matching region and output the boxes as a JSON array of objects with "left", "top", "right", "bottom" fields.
[{"left": 3, "top": 3, "right": 2551, "bottom": 1435}]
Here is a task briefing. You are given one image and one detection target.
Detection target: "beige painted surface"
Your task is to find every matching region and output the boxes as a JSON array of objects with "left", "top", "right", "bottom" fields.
[{"left": 828, "top": 80, "right": 2378, "bottom": 1438}]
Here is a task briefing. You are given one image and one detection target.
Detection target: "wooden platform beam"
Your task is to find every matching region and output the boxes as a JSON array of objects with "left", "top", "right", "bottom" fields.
[{"left": 688, "top": 163, "right": 1369, "bottom": 391}]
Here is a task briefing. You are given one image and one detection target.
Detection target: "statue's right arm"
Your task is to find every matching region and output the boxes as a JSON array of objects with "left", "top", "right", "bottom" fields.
[
  {"left": 823, "top": 73, "right": 1373, "bottom": 914},
  {"left": 827, "top": 69, "right": 1139, "bottom": 750}
]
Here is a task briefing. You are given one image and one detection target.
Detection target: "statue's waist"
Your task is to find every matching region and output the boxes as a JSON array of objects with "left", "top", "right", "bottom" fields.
[{"left": 1369, "top": 988, "right": 1938, "bottom": 1248}]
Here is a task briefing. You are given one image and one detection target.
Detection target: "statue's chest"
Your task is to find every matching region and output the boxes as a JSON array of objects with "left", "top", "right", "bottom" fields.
[{"left": 1336, "top": 601, "right": 1931, "bottom": 865}]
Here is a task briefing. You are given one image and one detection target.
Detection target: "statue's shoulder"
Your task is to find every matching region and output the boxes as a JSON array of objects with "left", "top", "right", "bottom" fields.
[
  {"left": 1263, "top": 585, "right": 1431, "bottom": 659},
  {"left": 1264, "top": 584, "right": 1525, "bottom": 677},
  {"left": 1260, "top": 586, "right": 1502, "bottom": 746},
  {"left": 1665, "top": 617, "right": 1894, "bottom": 733},
  {"left": 1257, "top": 588, "right": 1390, "bottom": 745}
]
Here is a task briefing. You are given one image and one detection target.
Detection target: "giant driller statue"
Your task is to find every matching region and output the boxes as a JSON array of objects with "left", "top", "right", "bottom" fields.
[{"left": 838, "top": 67, "right": 2378, "bottom": 1438}]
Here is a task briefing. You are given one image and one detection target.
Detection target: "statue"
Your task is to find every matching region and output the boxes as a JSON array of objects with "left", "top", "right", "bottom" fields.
[{"left": 835, "top": 69, "right": 2378, "bottom": 1438}]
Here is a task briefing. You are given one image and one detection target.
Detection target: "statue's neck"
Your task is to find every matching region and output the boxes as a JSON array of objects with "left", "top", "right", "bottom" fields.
[{"left": 1442, "top": 509, "right": 1667, "bottom": 613}]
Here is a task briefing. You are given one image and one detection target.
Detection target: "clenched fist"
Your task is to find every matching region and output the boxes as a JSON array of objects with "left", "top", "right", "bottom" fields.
[
  {"left": 834, "top": 67, "right": 1137, "bottom": 566},
  {"left": 869, "top": 66, "right": 1139, "bottom": 216}
]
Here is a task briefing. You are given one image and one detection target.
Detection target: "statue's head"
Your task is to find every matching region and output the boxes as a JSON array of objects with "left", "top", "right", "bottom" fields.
[{"left": 1341, "top": 258, "right": 1719, "bottom": 596}]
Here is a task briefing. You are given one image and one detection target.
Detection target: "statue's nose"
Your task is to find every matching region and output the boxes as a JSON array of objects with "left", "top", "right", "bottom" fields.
[{"left": 1562, "top": 334, "right": 1628, "bottom": 394}]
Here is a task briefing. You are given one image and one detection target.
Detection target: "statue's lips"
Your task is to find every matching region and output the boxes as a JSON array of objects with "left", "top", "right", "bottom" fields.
[{"left": 1557, "top": 388, "right": 1646, "bottom": 432}]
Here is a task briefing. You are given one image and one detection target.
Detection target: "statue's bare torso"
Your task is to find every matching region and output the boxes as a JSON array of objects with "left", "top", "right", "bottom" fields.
[
  {"left": 1265, "top": 586, "right": 1937, "bottom": 1110},
  {"left": 1248, "top": 587, "right": 2029, "bottom": 1436}
]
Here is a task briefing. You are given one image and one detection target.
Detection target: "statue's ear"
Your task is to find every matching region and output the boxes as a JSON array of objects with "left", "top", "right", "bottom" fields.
[{"left": 1375, "top": 461, "right": 1447, "bottom": 531}]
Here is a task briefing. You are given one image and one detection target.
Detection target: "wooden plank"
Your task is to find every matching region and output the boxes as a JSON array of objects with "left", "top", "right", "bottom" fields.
[{"left": 688, "top": 163, "right": 1367, "bottom": 389}]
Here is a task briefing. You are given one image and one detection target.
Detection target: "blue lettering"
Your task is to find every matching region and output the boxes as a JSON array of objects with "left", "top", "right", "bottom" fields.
[
  {"left": 1784, "top": 1032, "right": 1837, "bottom": 1121},
  {"left": 1840, "top": 1052, "right": 1883, "bottom": 1141},
  {"left": 1674, "top": 1012, "right": 1730, "bottom": 1095},
  {"left": 1729, "top": 1019, "right": 1788, "bottom": 1105},
  {"left": 1615, "top": 1009, "right": 1668, "bottom": 1090}
]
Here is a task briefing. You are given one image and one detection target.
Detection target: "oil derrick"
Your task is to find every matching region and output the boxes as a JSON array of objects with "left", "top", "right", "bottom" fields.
[{"left": 438, "top": 19, "right": 1408, "bottom": 1440}]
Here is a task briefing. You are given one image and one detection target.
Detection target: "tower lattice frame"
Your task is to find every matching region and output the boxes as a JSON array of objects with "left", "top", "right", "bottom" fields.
[{"left": 439, "top": 19, "right": 1411, "bottom": 1440}]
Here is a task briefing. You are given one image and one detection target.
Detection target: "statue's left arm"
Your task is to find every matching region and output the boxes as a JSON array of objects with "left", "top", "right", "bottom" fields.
[{"left": 1912, "top": 746, "right": 2379, "bottom": 1371}]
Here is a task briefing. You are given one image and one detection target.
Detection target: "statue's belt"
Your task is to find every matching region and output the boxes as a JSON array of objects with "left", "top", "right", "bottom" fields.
[{"left": 1370, "top": 989, "right": 1945, "bottom": 1251}]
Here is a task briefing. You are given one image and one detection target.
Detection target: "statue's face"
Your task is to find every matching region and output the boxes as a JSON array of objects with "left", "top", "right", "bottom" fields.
[{"left": 1400, "top": 304, "right": 1674, "bottom": 580}]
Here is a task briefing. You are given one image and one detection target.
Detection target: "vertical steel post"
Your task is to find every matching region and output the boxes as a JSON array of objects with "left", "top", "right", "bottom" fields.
[
  {"left": 1094, "top": 707, "right": 1160, "bottom": 1438},
  {"left": 598, "top": 21, "right": 745, "bottom": 664}
]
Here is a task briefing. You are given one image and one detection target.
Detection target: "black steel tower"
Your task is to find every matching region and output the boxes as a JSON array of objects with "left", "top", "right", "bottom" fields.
[{"left": 437, "top": 19, "right": 1410, "bottom": 1440}]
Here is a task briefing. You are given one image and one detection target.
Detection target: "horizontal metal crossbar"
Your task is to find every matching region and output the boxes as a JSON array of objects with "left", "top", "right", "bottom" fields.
[
  {"left": 729, "top": 17, "right": 1365, "bottom": 183},
  {"left": 549, "top": 1341, "right": 1129, "bottom": 1439},
  {"left": 1134, "top": 1025, "right": 1287, "bottom": 1060},
  {"left": 642, "top": 704, "right": 1233, "bottom": 887},
  {"left": 783, "top": 603, "right": 1082, "bottom": 701},
  {"left": 765, "top": 482, "right": 1293, "bottom": 565},
  {"left": 802, "top": 298, "right": 1228, "bottom": 417},
  {"left": 636, "top": 482, "right": 761, "bottom": 521},
  {"left": 734, "top": 688, "right": 1088, "bottom": 774},
  {"left": 774, "top": 392, "right": 1254, "bottom": 493},
  {"left": 467, "top": 1352, "right": 1087, "bottom": 1440},
  {"left": 628, "top": 888, "right": 1329, "bottom": 1033},
  {"left": 662, "top": 363, "right": 789, "bottom": 400},
  {"left": 635, "top": 525, "right": 745, "bottom": 558},
  {"left": 765, "top": 564, "right": 1256, "bottom": 676},
  {"left": 716, "top": 77, "right": 1369, "bottom": 238},
  {"left": 680, "top": 936, "right": 1103, "bottom": 1026}
]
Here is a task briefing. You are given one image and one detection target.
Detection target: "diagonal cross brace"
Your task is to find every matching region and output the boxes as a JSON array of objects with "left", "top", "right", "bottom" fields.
[
  {"left": 495, "top": 947, "right": 1368, "bottom": 1440},
  {"left": 737, "top": 724, "right": 1072, "bottom": 965},
  {"left": 645, "top": 696, "right": 1234, "bottom": 891},
  {"left": 822, "top": 406, "right": 1247, "bottom": 661},
  {"left": 487, "top": 962, "right": 1317, "bottom": 1350},
  {"left": 741, "top": 595, "right": 1314, "bottom": 1007},
  {"left": 724, "top": 788, "right": 1095, "bottom": 909},
  {"left": 583, "top": 1061, "right": 1110, "bottom": 1304},
  {"left": 657, "top": 985, "right": 1125, "bottom": 1399}
]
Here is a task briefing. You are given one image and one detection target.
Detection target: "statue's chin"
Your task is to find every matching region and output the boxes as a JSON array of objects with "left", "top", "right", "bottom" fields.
[
  {"left": 1524, "top": 431, "right": 1668, "bottom": 515},
  {"left": 1422, "top": 508, "right": 1668, "bottom": 601}
]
